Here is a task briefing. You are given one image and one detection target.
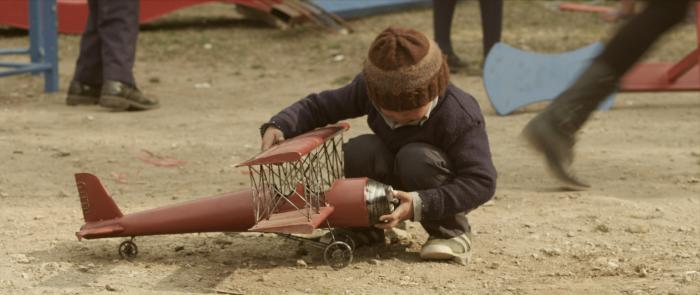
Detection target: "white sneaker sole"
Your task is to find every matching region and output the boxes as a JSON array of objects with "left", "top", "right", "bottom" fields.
[{"left": 421, "top": 244, "right": 470, "bottom": 265}]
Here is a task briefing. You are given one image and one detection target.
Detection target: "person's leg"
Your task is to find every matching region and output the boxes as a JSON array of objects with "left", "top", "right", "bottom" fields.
[
  {"left": 67, "top": 0, "right": 103, "bottom": 105},
  {"left": 344, "top": 134, "right": 395, "bottom": 185},
  {"left": 341, "top": 134, "right": 395, "bottom": 246},
  {"left": 478, "top": 0, "right": 502, "bottom": 58},
  {"left": 393, "top": 142, "right": 469, "bottom": 238},
  {"left": 72, "top": 0, "right": 102, "bottom": 85},
  {"left": 522, "top": 0, "right": 691, "bottom": 188},
  {"left": 96, "top": 0, "right": 159, "bottom": 111},
  {"left": 394, "top": 142, "right": 472, "bottom": 264},
  {"left": 433, "top": 0, "right": 467, "bottom": 72},
  {"left": 433, "top": 0, "right": 457, "bottom": 56},
  {"left": 598, "top": 0, "right": 690, "bottom": 76},
  {"left": 96, "top": 0, "right": 139, "bottom": 86}
]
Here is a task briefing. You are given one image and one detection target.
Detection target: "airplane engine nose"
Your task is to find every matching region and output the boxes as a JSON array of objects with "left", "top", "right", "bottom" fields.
[
  {"left": 364, "top": 178, "right": 396, "bottom": 225},
  {"left": 325, "top": 177, "right": 395, "bottom": 228}
]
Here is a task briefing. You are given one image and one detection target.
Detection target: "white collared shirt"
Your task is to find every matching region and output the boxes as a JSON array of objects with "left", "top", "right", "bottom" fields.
[{"left": 378, "top": 96, "right": 439, "bottom": 130}]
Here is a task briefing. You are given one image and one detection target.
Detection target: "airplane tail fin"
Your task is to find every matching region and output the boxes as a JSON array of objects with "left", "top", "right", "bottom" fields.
[{"left": 74, "top": 173, "right": 123, "bottom": 223}]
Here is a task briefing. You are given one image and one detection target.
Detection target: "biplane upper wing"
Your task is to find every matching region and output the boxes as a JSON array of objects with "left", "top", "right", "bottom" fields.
[{"left": 236, "top": 123, "right": 349, "bottom": 167}]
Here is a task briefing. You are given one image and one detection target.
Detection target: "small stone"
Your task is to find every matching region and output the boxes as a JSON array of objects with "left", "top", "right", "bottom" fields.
[
  {"left": 105, "top": 284, "right": 118, "bottom": 291},
  {"left": 593, "top": 257, "right": 609, "bottom": 266},
  {"left": 148, "top": 77, "right": 160, "bottom": 84},
  {"left": 85, "top": 115, "right": 95, "bottom": 121},
  {"left": 332, "top": 54, "right": 345, "bottom": 62},
  {"left": 56, "top": 190, "right": 70, "bottom": 198},
  {"left": 52, "top": 150, "right": 71, "bottom": 157},
  {"left": 296, "top": 259, "right": 307, "bottom": 268},
  {"left": 566, "top": 232, "right": 576, "bottom": 237},
  {"left": 368, "top": 259, "right": 381, "bottom": 265},
  {"left": 194, "top": 82, "right": 211, "bottom": 89},
  {"left": 10, "top": 254, "right": 31, "bottom": 264},
  {"left": 203, "top": 43, "right": 213, "bottom": 50},
  {"left": 678, "top": 226, "right": 694, "bottom": 232},
  {"left": 174, "top": 245, "right": 185, "bottom": 252},
  {"left": 523, "top": 223, "right": 535, "bottom": 228},
  {"left": 540, "top": 248, "right": 562, "bottom": 257},
  {"left": 626, "top": 224, "right": 650, "bottom": 234},
  {"left": 635, "top": 264, "right": 649, "bottom": 277},
  {"left": 387, "top": 228, "right": 410, "bottom": 244},
  {"left": 595, "top": 224, "right": 610, "bottom": 233},
  {"left": 0, "top": 191, "right": 8, "bottom": 198}
]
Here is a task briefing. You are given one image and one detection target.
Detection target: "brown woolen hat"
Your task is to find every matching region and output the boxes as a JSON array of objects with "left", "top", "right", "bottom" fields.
[{"left": 363, "top": 26, "right": 449, "bottom": 111}]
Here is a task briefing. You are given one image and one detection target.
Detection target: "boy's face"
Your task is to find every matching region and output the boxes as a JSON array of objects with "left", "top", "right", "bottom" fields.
[{"left": 378, "top": 101, "right": 433, "bottom": 126}]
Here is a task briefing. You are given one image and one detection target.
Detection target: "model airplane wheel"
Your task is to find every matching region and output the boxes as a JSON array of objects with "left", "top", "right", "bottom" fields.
[
  {"left": 118, "top": 240, "right": 138, "bottom": 259},
  {"left": 329, "top": 229, "right": 357, "bottom": 250},
  {"left": 323, "top": 241, "right": 353, "bottom": 269}
]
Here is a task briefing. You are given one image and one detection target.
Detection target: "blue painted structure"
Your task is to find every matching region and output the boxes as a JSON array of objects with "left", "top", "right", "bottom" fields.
[
  {"left": 0, "top": 0, "right": 59, "bottom": 92},
  {"left": 312, "top": 0, "right": 431, "bottom": 19},
  {"left": 483, "top": 42, "right": 614, "bottom": 116}
]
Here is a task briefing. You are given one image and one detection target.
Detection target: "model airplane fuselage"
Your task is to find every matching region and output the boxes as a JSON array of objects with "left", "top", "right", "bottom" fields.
[{"left": 74, "top": 123, "right": 395, "bottom": 268}]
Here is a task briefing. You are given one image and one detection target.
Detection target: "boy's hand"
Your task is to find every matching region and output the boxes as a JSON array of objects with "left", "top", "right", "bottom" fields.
[
  {"left": 261, "top": 126, "right": 285, "bottom": 151},
  {"left": 375, "top": 190, "right": 414, "bottom": 229}
]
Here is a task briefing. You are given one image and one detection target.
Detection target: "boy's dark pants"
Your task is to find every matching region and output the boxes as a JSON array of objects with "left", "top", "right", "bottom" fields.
[
  {"left": 73, "top": 0, "right": 140, "bottom": 86},
  {"left": 344, "top": 134, "right": 471, "bottom": 239}
]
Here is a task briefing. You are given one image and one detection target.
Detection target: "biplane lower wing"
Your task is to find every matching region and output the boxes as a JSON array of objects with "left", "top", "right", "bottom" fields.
[{"left": 249, "top": 206, "right": 335, "bottom": 234}]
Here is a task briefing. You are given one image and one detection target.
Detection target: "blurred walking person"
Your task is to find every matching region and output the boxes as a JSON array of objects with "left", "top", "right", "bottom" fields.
[{"left": 522, "top": 0, "right": 693, "bottom": 188}]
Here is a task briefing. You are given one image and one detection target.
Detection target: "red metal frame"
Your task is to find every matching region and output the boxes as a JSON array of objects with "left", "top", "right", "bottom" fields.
[
  {"left": 238, "top": 123, "right": 349, "bottom": 166},
  {"left": 620, "top": 3, "right": 700, "bottom": 91},
  {"left": 558, "top": 2, "right": 614, "bottom": 15},
  {"left": 0, "top": 0, "right": 279, "bottom": 34},
  {"left": 560, "top": 2, "right": 700, "bottom": 92}
]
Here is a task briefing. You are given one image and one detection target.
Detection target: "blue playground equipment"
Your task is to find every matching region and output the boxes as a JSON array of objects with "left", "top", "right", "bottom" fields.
[
  {"left": 0, "top": 0, "right": 59, "bottom": 93},
  {"left": 313, "top": 0, "right": 430, "bottom": 19},
  {"left": 483, "top": 42, "right": 614, "bottom": 116}
]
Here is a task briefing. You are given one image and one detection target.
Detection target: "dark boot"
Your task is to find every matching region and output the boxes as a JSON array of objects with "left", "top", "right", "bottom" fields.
[
  {"left": 446, "top": 52, "right": 468, "bottom": 73},
  {"left": 99, "top": 80, "right": 159, "bottom": 111},
  {"left": 522, "top": 61, "right": 619, "bottom": 189},
  {"left": 66, "top": 81, "right": 101, "bottom": 106}
]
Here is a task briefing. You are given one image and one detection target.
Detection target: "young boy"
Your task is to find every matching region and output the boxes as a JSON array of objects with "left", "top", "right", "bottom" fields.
[{"left": 260, "top": 27, "right": 497, "bottom": 265}]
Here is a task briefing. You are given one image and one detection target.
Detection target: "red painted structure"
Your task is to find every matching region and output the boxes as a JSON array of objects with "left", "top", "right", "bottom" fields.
[
  {"left": 0, "top": 0, "right": 282, "bottom": 34},
  {"left": 560, "top": 2, "right": 700, "bottom": 92},
  {"left": 239, "top": 123, "right": 348, "bottom": 166},
  {"left": 620, "top": 3, "right": 700, "bottom": 92}
]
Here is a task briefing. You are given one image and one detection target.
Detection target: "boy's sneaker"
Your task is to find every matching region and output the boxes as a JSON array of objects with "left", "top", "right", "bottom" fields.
[
  {"left": 66, "top": 80, "right": 101, "bottom": 106},
  {"left": 99, "top": 80, "right": 159, "bottom": 111},
  {"left": 420, "top": 233, "right": 472, "bottom": 265}
]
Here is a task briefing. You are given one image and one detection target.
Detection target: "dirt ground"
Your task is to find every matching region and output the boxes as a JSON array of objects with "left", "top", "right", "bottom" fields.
[{"left": 1, "top": 1, "right": 699, "bottom": 294}]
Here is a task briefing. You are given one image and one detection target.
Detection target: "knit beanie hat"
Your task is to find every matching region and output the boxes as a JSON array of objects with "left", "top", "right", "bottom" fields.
[{"left": 363, "top": 27, "right": 450, "bottom": 111}]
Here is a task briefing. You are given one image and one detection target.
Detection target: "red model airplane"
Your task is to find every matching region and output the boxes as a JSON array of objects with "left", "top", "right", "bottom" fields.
[{"left": 74, "top": 123, "right": 396, "bottom": 269}]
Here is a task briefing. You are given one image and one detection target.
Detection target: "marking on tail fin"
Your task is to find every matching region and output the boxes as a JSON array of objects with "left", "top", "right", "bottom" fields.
[
  {"left": 77, "top": 180, "right": 90, "bottom": 215},
  {"left": 74, "top": 173, "right": 123, "bottom": 222}
]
